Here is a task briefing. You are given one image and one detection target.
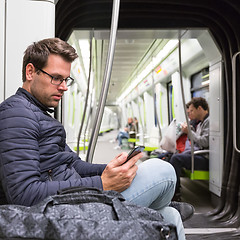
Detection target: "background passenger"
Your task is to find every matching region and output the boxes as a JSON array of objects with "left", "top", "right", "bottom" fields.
[
  {"left": 154, "top": 101, "right": 197, "bottom": 160},
  {"left": 169, "top": 97, "right": 209, "bottom": 202},
  {"left": 115, "top": 117, "right": 136, "bottom": 149}
]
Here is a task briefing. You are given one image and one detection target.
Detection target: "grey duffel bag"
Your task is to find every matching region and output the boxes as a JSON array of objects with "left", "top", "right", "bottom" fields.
[{"left": 0, "top": 187, "right": 177, "bottom": 240}]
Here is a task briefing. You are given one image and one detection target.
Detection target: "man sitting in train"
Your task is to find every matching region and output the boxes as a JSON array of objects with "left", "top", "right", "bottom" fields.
[
  {"left": 0, "top": 37, "right": 190, "bottom": 239},
  {"left": 169, "top": 97, "right": 209, "bottom": 202}
]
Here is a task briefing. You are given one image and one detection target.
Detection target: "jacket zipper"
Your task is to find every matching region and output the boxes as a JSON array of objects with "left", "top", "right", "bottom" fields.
[{"left": 48, "top": 169, "right": 53, "bottom": 181}]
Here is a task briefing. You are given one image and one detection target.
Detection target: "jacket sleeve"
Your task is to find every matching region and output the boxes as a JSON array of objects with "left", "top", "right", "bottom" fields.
[
  {"left": 190, "top": 117, "right": 209, "bottom": 149},
  {"left": 0, "top": 103, "right": 106, "bottom": 206}
]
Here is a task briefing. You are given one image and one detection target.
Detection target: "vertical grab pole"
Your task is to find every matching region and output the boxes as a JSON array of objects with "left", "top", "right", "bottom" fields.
[
  {"left": 178, "top": 31, "right": 195, "bottom": 174},
  {"left": 86, "top": 0, "right": 120, "bottom": 163},
  {"left": 232, "top": 52, "right": 240, "bottom": 153}
]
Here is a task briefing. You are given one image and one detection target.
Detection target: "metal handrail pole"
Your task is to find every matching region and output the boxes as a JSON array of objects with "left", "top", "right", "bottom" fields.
[
  {"left": 178, "top": 32, "right": 195, "bottom": 173},
  {"left": 86, "top": 0, "right": 120, "bottom": 163},
  {"left": 232, "top": 52, "right": 240, "bottom": 153}
]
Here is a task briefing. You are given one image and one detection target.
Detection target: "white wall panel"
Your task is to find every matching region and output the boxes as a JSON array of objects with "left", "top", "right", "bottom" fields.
[
  {"left": 209, "top": 62, "right": 223, "bottom": 197},
  {"left": 171, "top": 71, "right": 191, "bottom": 123},
  {"left": 0, "top": 0, "right": 5, "bottom": 102},
  {"left": 143, "top": 91, "right": 155, "bottom": 135},
  {"left": 4, "top": 0, "right": 55, "bottom": 99}
]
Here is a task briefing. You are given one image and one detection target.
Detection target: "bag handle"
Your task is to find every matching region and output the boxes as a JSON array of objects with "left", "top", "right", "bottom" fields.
[
  {"left": 54, "top": 186, "right": 125, "bottom": 206},
  {"left": 57, "top": 186, "right": 103, "bottom": 195},
  {"left": 54, "top": 187, "right": 134, "bottom": 221}
]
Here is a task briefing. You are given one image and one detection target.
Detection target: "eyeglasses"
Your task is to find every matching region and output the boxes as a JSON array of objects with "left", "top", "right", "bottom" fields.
[{"left": 38, "top": 68, "right": 74, "bottom": 87}]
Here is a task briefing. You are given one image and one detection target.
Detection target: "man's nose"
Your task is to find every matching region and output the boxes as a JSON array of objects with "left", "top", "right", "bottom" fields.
[{"left": 58, "top": 80, "right": 68, "bottom": 91}]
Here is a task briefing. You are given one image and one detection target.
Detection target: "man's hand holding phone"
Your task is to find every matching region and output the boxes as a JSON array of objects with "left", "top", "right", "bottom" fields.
[
  {"left": 125, "top": 145, "right": 145, "bottom": 163},
  {"left": 101, "top": 146, "right": 145, "bottom": 192}
]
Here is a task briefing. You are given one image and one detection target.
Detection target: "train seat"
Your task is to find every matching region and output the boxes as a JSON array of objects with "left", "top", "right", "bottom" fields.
[
  {"left": 74, "top": 139, "right": 89, "bottom": 152},
  {"left": 136, "top": 127, "right": 160, "bottom": 152},
  {"left": 183, "top": 150, "right": 209, "bottom": 180},
  {"left": 128, "top": 131, "right": 139, "bottom": 148},
  {"left": 183, "top": 169, "right": 209, "bottom": 180}
]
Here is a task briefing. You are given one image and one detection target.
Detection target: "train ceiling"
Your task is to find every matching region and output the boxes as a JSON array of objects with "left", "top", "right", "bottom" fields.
[{"left": 56, "top": 0, "right": 240, "bottom": 108}]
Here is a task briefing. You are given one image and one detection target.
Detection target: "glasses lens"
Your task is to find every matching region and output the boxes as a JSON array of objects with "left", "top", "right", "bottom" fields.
[
  {"left": 66, "top": 77, "right": 74, "bottom": 86},
  {"left": 50, "top": 76, "right": 74, "bottom": 86},
  {"left": 51, "top": 78, "right": 61, "bottom": 85}
]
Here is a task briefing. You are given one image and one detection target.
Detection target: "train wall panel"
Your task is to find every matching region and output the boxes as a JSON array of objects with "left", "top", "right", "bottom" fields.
[
  {"left": 209, "top": 64, "right": 222, "bottom": 132},
  {"left": 209, "top": 133, "right": 223, "bottom": 196},
  {"left": 197, "top": 31, "right": 222, "bottom": 67},
  {"left": 209, "top": 62, "right": 223, "bottom": 196},
  {"left": 137, "top": 96, "right": 145, "bottom": 143},
  {"left": 2, "top": 0, "right": 55, "bottom": 100},
  {"left": 157, "top": 82, "right": 169, "bottom": 129},
  {"left": 131, "top": 100, "right": 139, "bottom": 121},
  {"left": 0, "top": 0, "right": 5, "bottom": 103},
  {"left": 143, "top": 91, "right": 155, "bottom": 136},
  {"left": 171, "top": 72, "right": 191, "bottom": 123}
]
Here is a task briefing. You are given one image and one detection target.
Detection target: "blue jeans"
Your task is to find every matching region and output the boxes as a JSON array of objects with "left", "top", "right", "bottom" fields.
[
  {"left": 116, "top": 131, "right": 129, "bottom": 146},
  {"left": 121, "top": 159, "right": 185, "bottom": 240}
]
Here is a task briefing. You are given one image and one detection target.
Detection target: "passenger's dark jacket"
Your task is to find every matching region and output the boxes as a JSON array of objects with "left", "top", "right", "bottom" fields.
[{"left": 0, "top": 88, "right": 106, "bottom": 206}]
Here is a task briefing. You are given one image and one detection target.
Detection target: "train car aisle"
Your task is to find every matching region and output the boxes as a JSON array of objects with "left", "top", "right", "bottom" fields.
[{"left": 92, "top": 129, "right": 146, "bottom": 164}]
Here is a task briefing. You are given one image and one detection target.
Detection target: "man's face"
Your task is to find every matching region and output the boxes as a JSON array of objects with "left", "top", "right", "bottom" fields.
[
  {"left": 128, "top": 118, "right": 133, "bottom": 124},
  {"left": 29, "top": 54, "right": 71, "bottom": 108},
  {"left": 188, "top": 104, "right": 201, "bottom": 120}
]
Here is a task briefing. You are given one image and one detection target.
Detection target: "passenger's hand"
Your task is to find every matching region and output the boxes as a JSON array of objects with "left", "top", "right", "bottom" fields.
[
  {"left": 181, "top": 122, "right": 188, "bottom": 134},
  {"left": 101, "top": 151, "right": 143, "bottom": 192}
]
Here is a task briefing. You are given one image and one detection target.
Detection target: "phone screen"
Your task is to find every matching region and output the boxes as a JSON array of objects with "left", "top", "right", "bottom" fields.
[{"left": 126, "top": 146, "right": 145, "bottom": 162}]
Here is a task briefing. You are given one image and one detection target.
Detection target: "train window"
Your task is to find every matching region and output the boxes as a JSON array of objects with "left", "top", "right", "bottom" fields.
[{"left": 190, "top": 67, "right": 209, "bottom": 98}]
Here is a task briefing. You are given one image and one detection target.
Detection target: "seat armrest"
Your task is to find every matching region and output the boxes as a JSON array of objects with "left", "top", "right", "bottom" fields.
[{"left": 194, "top": 150, "right": 209, "bottom": 155}]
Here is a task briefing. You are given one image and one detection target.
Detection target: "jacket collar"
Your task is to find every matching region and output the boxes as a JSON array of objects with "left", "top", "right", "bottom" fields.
[
  {"left": 202, "top": 113, "right": 209, "bottom": 122},
  {"left": 16, "top": 88, "right": 55, "bottom": 114},
  {"left": 199, "top": 113, "right": 209, "bottom": 126}
]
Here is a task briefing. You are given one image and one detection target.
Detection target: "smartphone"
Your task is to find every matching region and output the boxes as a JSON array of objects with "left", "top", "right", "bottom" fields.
[{"left": 126, "top": 145, "right": 145, "bottom": 162}]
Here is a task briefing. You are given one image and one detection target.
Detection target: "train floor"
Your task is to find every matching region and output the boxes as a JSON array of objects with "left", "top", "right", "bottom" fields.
[{"left": 87, "top": 130, "right": 240, "bottom": 239}]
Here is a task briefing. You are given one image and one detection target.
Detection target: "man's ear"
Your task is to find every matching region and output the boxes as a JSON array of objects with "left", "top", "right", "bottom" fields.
[{"left": 25, "top": 63, "right": 35, "bottom": 81}]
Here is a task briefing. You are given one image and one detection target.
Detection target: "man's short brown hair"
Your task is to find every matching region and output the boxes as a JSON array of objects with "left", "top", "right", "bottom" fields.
[
  {"left": 22, "top": 38, "right": 78, "bottom": 82},
  {"left": 189, "top": 97, "right": 209, "bottom": 111}
]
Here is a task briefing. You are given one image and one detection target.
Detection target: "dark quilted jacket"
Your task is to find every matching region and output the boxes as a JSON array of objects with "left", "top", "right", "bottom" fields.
[{"left": 0, "top": 88, "right": 106, "bottom": 206}]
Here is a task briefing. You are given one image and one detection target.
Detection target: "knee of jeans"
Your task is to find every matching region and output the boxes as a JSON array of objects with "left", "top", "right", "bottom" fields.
[{"left": 140, "top": 158, "right": 177, "bottom": 182}]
